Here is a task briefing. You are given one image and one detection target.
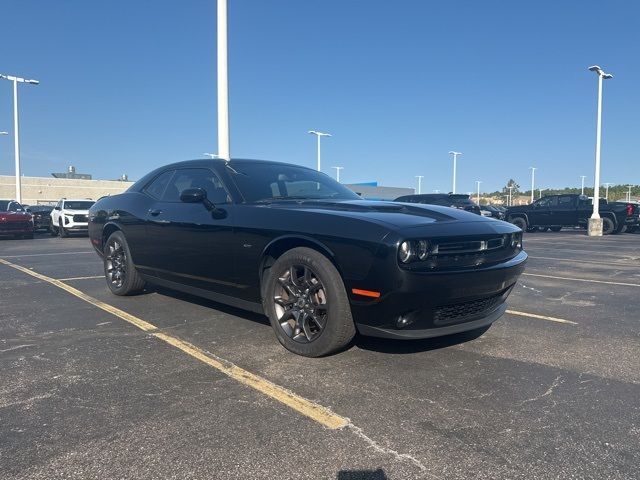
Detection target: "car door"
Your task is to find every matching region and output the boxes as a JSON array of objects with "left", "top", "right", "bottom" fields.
[
  {"left": 528, "top": 197, "right": 551, "bottom": 225},
  {"left": 554, "top": 195, "right": 578, "bottom": 225},
  {"left": 144, "top": 167, "right": 238, "bottom": 297}
]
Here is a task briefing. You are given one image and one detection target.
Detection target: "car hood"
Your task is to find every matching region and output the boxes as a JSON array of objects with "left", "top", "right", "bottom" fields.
[
  {"left": 0, "top": 211, "right": 31, "bottom": 222},
  {"left": 262, "top": 199, "right": 494, "bottom": 229},
  {"left": 62, "top": 209, "right": 90, "bottom": 214}
]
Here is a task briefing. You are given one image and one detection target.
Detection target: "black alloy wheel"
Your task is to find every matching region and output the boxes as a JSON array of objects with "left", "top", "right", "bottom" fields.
[
  {"left": 273, "top": 264, "right": 328, "bottom": 343},
  {"left": 511, "top": 217, "right": 527, "bottom": 231},
  {"left": 103, "top": 231, "right": 146, "bottom": 295},
  {"left": 264, "top": 247, "right": 355, "bottom": 357}
]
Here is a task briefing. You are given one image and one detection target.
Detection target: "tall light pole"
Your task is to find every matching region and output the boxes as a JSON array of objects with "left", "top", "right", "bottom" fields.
[
  {"left": 332, "top": 166, "right": 344, "bottom": 183},
  {"left": 508, "top": 186, "right": 514, "bottom": 206},
  {"left": 217, "top": 0, "right": 230, "bottom": 160},
  {"left": 587, "top": 65, "right": 613, "bottom": 237},
  {"left": 475, "top": 180, "right": 482, "bottom": 204},
  {"left": 203, "top": 152, "right": 219, "bottom": 159},
  {"left": 580, "top": 175, "right": 586, "bottom": 195},
  {"left": 604, "top": 182, "right": 612, "bottom": 201},
  {"left": 538, "top": 187, "right": 543, "bottom": 199},
  {"left": 308, "top": 130, "right": 331, "bottom": 172},
  {"left": 529, "top": 167, "right": 536, "bottom": 203},
  {"left": 415, "top": 175, "right": 424, "bottom": 194},
  {"left": 627, "top": 185, "right": 633, "bottom": 202},
  {"left": 449, "top": 151, "right": 462, "bottom": 193},
  {"left": 1, "top": 73, "right": 40, "bottom": 204}
]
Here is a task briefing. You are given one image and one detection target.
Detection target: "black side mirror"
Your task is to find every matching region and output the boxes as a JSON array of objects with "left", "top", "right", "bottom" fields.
[
  {"left": 54, "top": 206, "right": 60, "bottom": 211},
  {"left": 180, "top": 188, "right": 206, "bottom": 203},
  {"left": 180, "top": 188, "right": 215, "bottom": 211}
]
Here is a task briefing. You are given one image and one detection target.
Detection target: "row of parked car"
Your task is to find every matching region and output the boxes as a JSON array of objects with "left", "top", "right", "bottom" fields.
[
  {"left": 394, "top": 193, "right": 640, "bottom": 235},
  {"left": 0, "top": 198, "right": 95, "bottom": 239}
]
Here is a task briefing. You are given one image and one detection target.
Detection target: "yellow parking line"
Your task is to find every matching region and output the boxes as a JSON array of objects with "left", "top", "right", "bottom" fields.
[
  {"left": 0, "top": 258, "right": 349, "bottom": 430},
  {"left": 522, "top": 272, "right": 640, "bottom": 287},
  {"left": 58, "top": 275, "right": 104, "bottom": 281},
  {"left": 505, "top": 309, "right": 578, "bottom": 325}
]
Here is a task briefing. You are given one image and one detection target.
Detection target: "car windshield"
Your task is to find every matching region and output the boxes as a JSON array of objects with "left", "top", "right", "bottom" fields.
[
  {"left": 0, "top": 200, "right": 24, "bottom": 212},
  {"left": 29, "top": 206, "right": 53, "bottom": 212},
  {"left": 64, "top": 201, "right": 94, "bottom": 210},
  {"left": 229, "top": 163, "right": 361, "bottom": 203}
]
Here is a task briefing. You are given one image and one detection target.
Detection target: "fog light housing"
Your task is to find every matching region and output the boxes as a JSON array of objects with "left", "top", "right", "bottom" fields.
[{"left": 396, "top": 315, "right": 413, "bottom": 329}]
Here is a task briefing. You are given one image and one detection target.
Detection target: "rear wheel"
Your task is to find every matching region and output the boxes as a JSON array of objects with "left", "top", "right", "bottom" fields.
[
  {"left": 602, "top": 217, "right": 615, "bottom": 235},
  {"left": 549, "top": 226, "right": 562, "bottom": 232},
  {"left": 263, "top": 247, "right": 355, "bottom": 357},
  {"left": 103, "top": 230, "right": 146, "bottom": 295},
  {"left": 511, "top": 217, "right": 527, "bottom": 231}
]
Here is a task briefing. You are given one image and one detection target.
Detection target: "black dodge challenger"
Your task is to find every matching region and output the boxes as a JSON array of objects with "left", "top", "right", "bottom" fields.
[{"left": 88, "top": 159, "right": 527, "bottom": 357}]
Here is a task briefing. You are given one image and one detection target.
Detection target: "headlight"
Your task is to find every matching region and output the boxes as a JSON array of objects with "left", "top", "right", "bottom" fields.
[{"left": 398, "top": 241, "right": 414, "bottom": 263}]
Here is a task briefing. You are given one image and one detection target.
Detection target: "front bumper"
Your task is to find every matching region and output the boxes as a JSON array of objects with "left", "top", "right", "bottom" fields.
[
  {"left": 350, "top": 250, "right": 527, "bottom": 339},
  {"left": 0, "top": 224, "right": 34, "bottom": 236}
]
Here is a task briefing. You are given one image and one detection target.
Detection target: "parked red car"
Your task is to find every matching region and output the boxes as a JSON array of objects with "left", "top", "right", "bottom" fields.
[{"left": 0, "top": 200, "right": 34, "bottom": 239}]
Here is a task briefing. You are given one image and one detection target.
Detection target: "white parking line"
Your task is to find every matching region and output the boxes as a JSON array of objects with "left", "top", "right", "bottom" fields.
[
  {"left": 522, "top": 272, "right": 640, "bottom": 287},
  {"left": 0, "top": 251, "right": 94, "bottom": 259},
  {"left": 525, "top": 246, "right": 640, "bottom": 257},
  {"left": 505, "top": 310, "right": 578, "bottom": 325},
  {"left": 528, "top": 256, "right": 636, "bottom": 267}
]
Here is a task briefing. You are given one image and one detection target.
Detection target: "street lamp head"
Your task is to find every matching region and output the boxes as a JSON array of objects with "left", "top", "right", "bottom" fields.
[
  {"left": 308, "top": 130, "right": 331, "bottom": 137},
  {"left": 588, "top": 65, "right": 613, "bottom": 78},
  {"left": 449, "top": 151, "right": 462, "bottom": 156},
  {"left": 26, "top": 79, "right": 39, "bottom": 85},
  {"left": 0, "top": 131, "right": 9, "bottom": 136}
]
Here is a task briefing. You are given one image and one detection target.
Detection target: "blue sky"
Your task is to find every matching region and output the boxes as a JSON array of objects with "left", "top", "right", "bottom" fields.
[{"left": 1, "top": 0, "right": 638, "bottom": 193}]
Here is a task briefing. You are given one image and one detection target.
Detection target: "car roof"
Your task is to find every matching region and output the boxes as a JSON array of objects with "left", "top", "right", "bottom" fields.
[{"left": 156, "top": 158, "right": 315, "bottom": 171}]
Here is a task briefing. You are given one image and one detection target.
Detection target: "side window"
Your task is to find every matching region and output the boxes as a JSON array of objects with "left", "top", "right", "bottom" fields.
[
  {"left": 558, "top": 196, "right": 573, "bottom": 207},
  {"left": 143, "top": 170, "right": 175, "bottom": 199},
  {"left": 536, "top": 197, "right": 550, "bottom": 208},
  {"left": 8, "top": 202, "right": 20, "bottom": 212},
  {"left": 547, "top": 197, "right": 558, "bottom": 208},
  {"left": 162, "top": 168, "right": 231, "bottom": 204}
]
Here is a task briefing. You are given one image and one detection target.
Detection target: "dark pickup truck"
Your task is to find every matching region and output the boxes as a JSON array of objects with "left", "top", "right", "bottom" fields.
[{"left": 506, "top": 194, "right": 640, "bottom": 234}]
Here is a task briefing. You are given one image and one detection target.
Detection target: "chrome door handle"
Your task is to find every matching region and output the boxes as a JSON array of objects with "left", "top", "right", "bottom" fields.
[{"left": 148, "top": 209, "right": 162, "bottom": 216}]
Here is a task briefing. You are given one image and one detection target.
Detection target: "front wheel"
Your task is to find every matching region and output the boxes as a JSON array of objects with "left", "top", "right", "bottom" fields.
[
  {"left": 59, "top": 220, "right": 68, "bottom": 238},
  {"left": 103, "top": 231, "right": 146, "bottom": 295},
  {"left": 50, "top": 223, "right": 58, "bottom": 236},
  {"left": 263, "top": 247, "right": 355, "bottom": 357}
]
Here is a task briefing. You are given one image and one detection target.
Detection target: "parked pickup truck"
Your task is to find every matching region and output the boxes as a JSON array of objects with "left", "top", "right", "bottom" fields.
[{"left": 506, "top": 194, "right": 640, "bottom": 234}]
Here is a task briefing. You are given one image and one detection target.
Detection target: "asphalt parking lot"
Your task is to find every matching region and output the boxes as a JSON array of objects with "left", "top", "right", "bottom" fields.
[{"left": 1, "top": 230, "right": 639, "bottom": 479}]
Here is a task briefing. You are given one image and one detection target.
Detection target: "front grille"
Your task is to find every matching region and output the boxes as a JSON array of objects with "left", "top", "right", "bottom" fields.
[
  {"left": 434, "top": 236, "right": 506, "bottom": 255},
  {"left": 0, "top": 221, "right": 31, "bottom": 231},
  {"left": 433, "top": 289, "right": 508, "bottom": 326},
  {"left": 73, "top": 214, "right": 88, "bottom": 222}
]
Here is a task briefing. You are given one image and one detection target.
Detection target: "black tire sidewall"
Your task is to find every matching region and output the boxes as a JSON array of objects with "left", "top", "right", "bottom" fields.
[
  {"left": 512, "top": 218, "right": 527, "bottom": 231},
  {"left": 602, "top": 217, "right": 615, "bottom": 235},
  {"left": 103, "top": 231, "right": 143, "bottom": 295},
  {"left": 264, "top": 247, "right": 355, "bottom": 357}
]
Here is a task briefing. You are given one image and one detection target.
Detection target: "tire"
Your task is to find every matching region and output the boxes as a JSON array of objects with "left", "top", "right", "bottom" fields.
[
  {"left": 50, "top": 223, "right": 58, "bottom": 236},
  {"left": 59, "top": 220, "right": 68, "bottom": 238},
  {"left": 626, "top": 226, "right": 638, "bottom": 234},
  {"left": 263, "top": 247, "right": 356, "bottom": 357},
  {"left": 511, "top": 217, "right": 527, "bottom": 231},
  {"left": 602, "top": 217, "right": 615, "bottom": 235},
  {"left": 549, "top": 226, "right": 562, "bottom": 232},
  {"left": 103, "top": 230, "right": 146, "bottom": 296}
]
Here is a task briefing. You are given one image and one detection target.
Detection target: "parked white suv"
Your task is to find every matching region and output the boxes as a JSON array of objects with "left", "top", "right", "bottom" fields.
[{"left": 50, "top": 198, "right": 95, "bottom": 237}]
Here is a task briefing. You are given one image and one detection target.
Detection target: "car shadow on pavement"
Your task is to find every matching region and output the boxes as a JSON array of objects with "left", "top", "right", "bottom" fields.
[
  {"left": 354, "top": 326, "right": 490, "bottom": 355},
  {"left": 147, "top": 285, "right": 271, "bottom": 327},
  {"left": 337, "top": 469, "right": 387, "bottom": 479}
]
